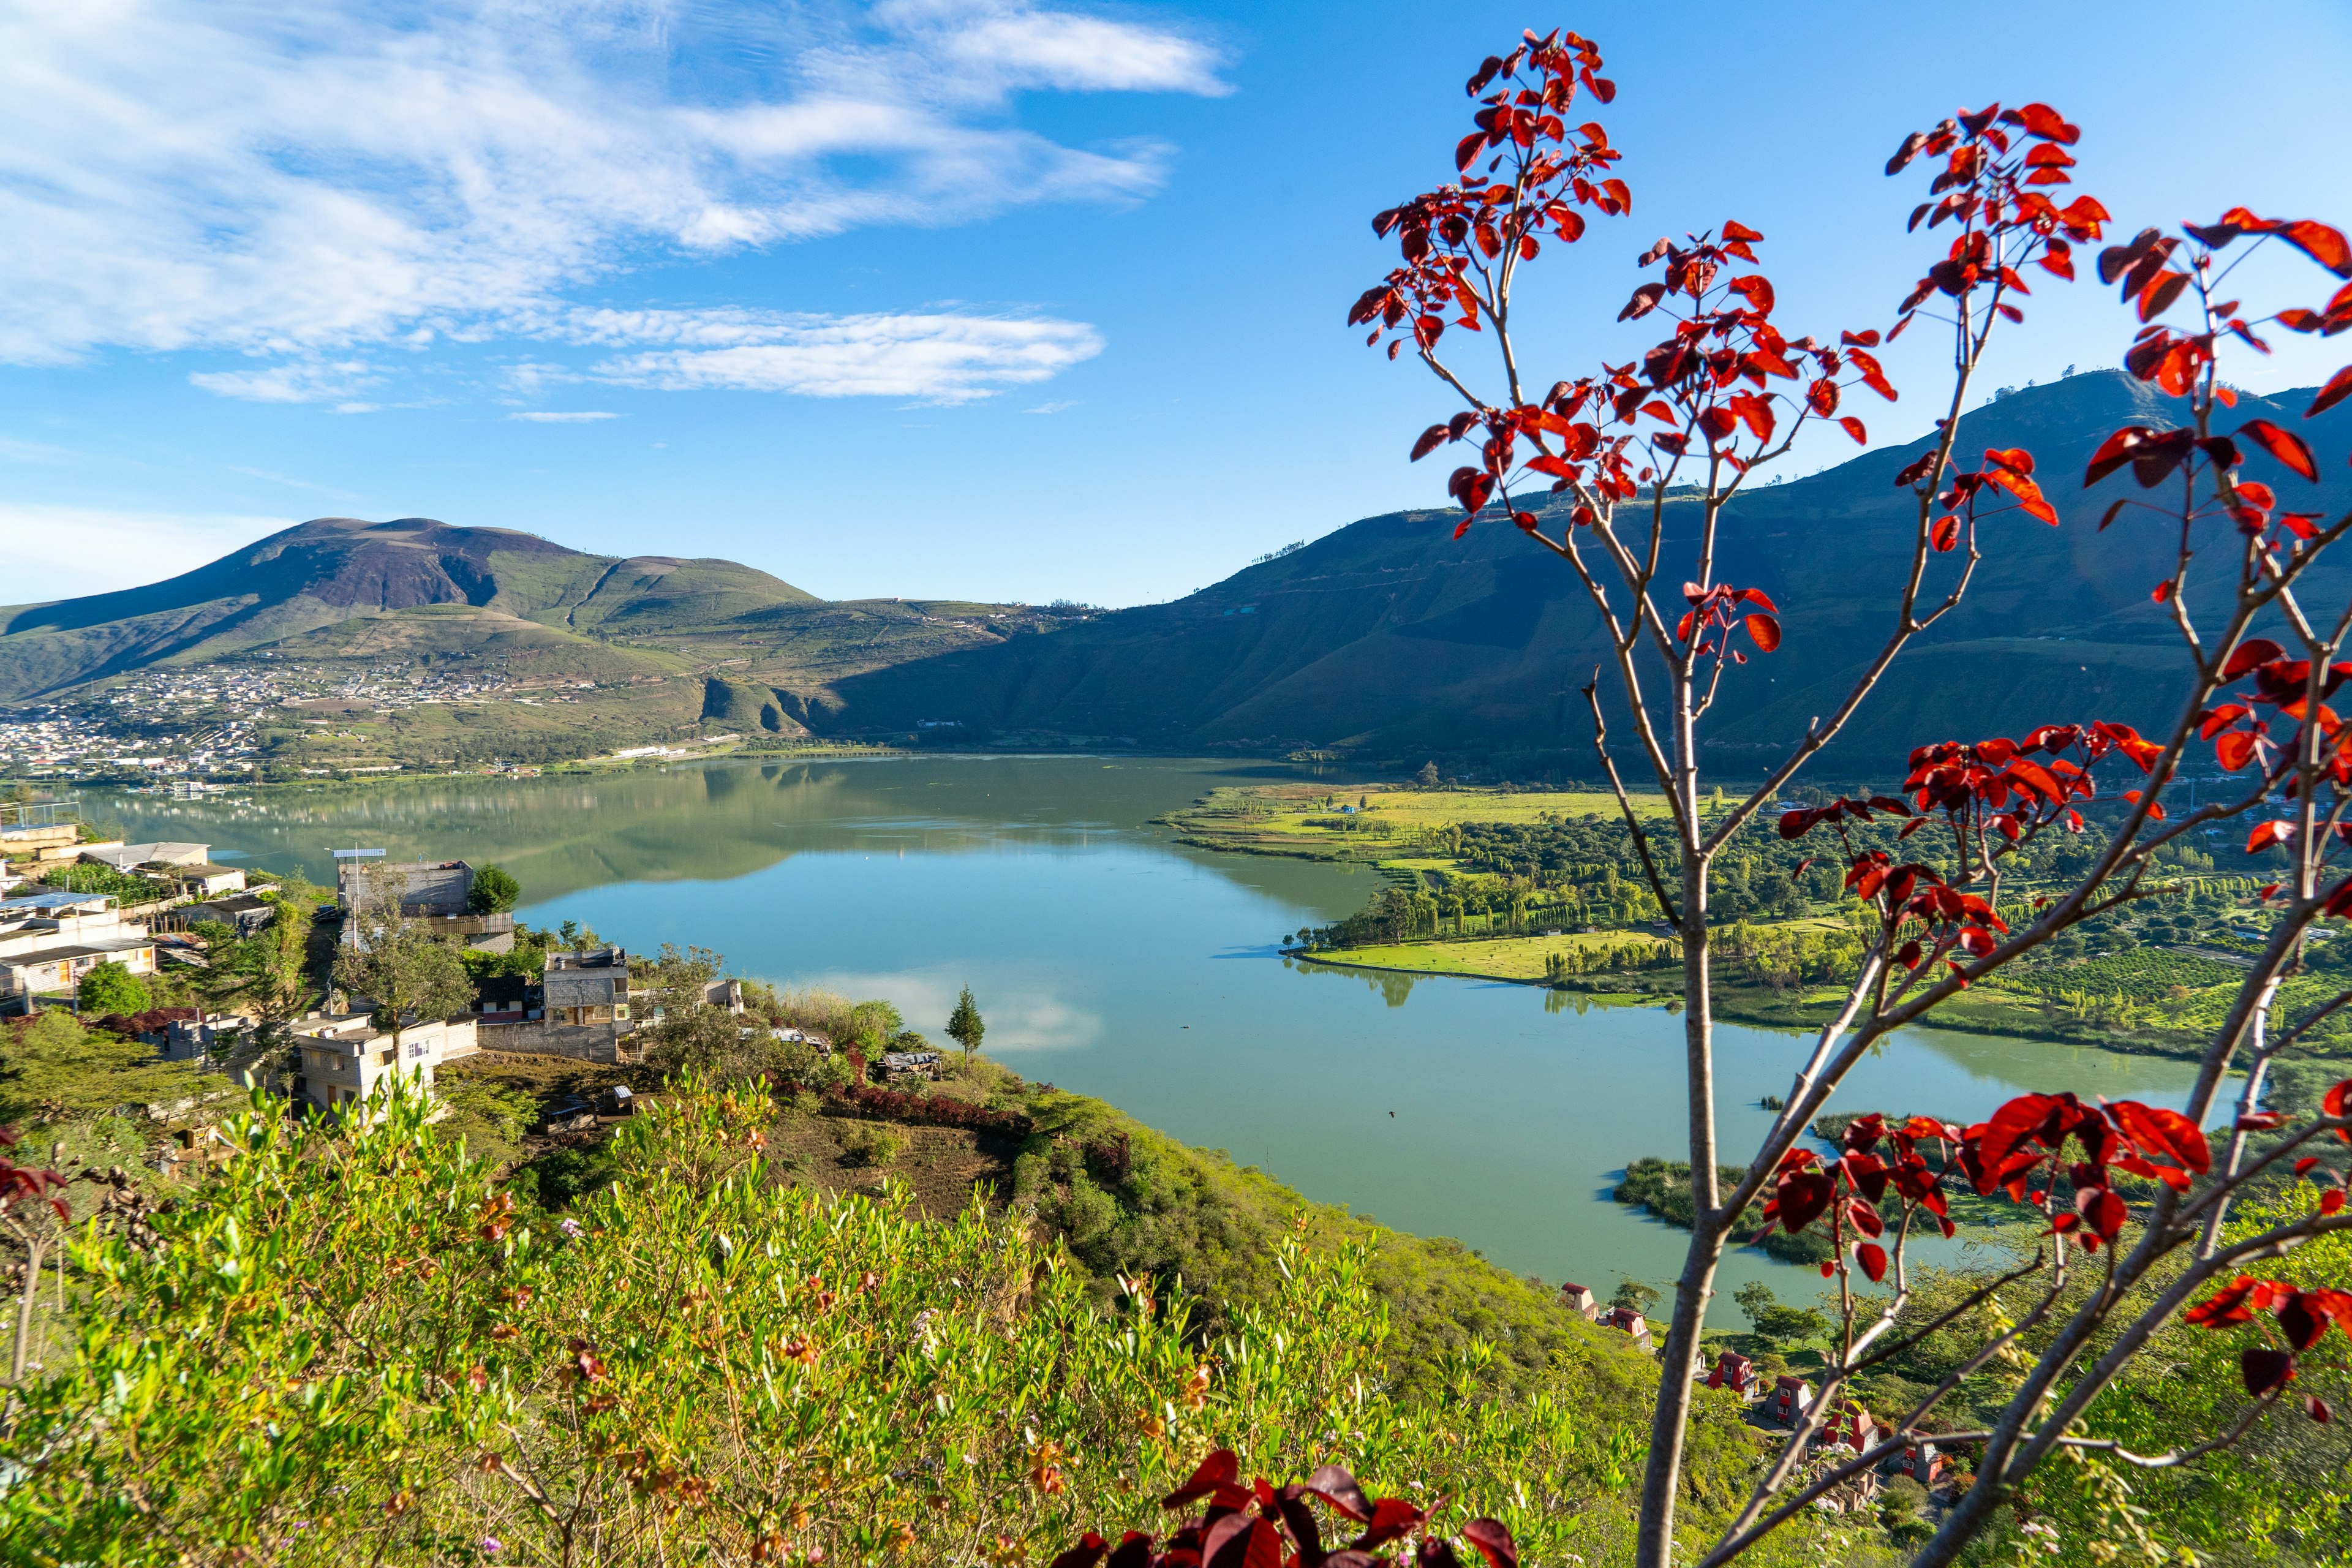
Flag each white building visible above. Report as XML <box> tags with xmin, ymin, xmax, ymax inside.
<box><xmin>290</xmin><ymin>1011</ymin><xmax>480</xmax><ymax>1115</ymax></box>
<box><xmin>0</xmin><ymin>891</ymin><xmax>157</xmax><ymax>1004</ymax></box>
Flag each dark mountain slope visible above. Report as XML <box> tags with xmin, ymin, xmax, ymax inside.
<box><xmin>810</xmin><ymin>372</ymin><xmax>2352</xmax><ymax>770</ymax></box>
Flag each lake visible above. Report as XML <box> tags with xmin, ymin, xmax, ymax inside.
<box><xmin>102</xmin><ymin>755</ymin><xmax>2207</xmax><ymax>1316</ymax></box>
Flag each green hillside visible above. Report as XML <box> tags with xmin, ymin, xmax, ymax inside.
<box><xmin>809</xmin><ymin>372</ymin><xmax>2352</xmax><ymax>771</ymax></box>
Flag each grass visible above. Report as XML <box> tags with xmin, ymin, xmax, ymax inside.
<box><xmin>1319</xmin><ymin>929</ymin><xmax>1671</xmax><ymax>981</ymax></box>
<box><xmin>1163</xmin><ymin>783</ymin><xmax>1674</xmax><ymax>869</ymax></box>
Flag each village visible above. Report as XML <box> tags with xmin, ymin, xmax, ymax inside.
<box><xmin>0</xmin><ymin>656</ymin><xmax>596</xmax><ymax>780</ymax></box>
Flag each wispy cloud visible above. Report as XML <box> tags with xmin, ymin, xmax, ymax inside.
<box><xmin>228</xmin><ymin>465</ymin><xmax>359</xmax><ymax>499</ymax></box>
<box><xmin>0</xmin><ymin>1</ymin><xmax>1222</xmax><ymax>399</ymax></box>
<box><xmin>0</xmin><ymin>503</ymin><xmax>292</xmax><ymax>603</ymax></box>
<box><xmin>557</xmin><ymin>309</ymin><xmax>1102</xmax><ymax>402</ymax></box>
<box><xmin>506</xmin><ymin>410</ymin><xmax>619</xmax><ymax>423</ymax></box>
<box><xmin>187</xmin><ymin>358</ymin><xmax>379</xmax><ymax>404</ymax></box>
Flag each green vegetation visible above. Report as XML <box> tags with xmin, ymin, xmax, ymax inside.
<box><xmin>34</xmin><ymin>860</ymin><xmax>172</xmax><ymax>903</ymax></box>
<box><xmin>946</xmin><ymin>984</ymin><xmax>985</xmax><ymax>1058</ymax></box>
<box><xmin>331</xmin><ymin>881</ymin><xmax>477</xmax><ymax>1047</ymax></box>
<box><xmin>194</xmin><ymin>886</ymin><xmax>320</xmax><ymax>1044</ymax></box>
<box><xmin>1</xmin><ymin>1076</ymin><xmax>1790</xmax><ymax>1567</ymax></box>
<box><xmin>0</xmin><ymin>1009</ymin><xmax>218</xmax><ymax>1125</ymax></box>
<box><xmin>466</xmin><ymin>862</ymin><xmax>521</xmax><ymax>913</ymax></box>
<box><xmin>75</xmin><ymin>960</ymin><xmax>149</xmax><ymax>1016</ymax></box>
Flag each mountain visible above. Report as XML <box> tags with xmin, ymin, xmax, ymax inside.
<box><xmin>799</xmin><ymin>372</ymin><xmax>2352</xmax><ymax>772</ymax></box>
<box><xmin>0</xmin><ymin>516</ymin><xmax>828</xmax><ymax>701</ymax></box>
<box><xmin>9</xmin><ymin>372</ymin><xmax>2346</xmax><ymax>774</ymax></box>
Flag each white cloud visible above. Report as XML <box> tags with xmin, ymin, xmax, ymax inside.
<box><xmin>575</xmin><ymin>310</ymin><xmax>1102</xmax><ymax>401</ymax></box>
<box><xmin>0</xmin><ymin>502</ymin><xmax>292</xmax><ymax>603</ymax></box>
<box><xmin>0</xmin><ymin>1</ymin><xmax>1223</xmax><ymax>380</ymax></box>
<box><xmin>506</xmin><ymin>410</ymin><xmax>619</xmax><ymax>423</ymax></box>
<box><xmin>187</xmin><ymin>358</ymin><xmax>379</xmax><ymax>403</ymax></box>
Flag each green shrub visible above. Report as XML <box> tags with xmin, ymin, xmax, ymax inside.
<box><xmin>0</xmin><ymin>1076</ymin><xmax>1746</xmax><ymax>1566</ymax></box>
<box><xmin>837</xmin><ymin>1121</ymin><xmax>904</xmax><ymax>1167</ymax></box>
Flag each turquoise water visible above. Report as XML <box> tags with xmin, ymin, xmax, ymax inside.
<box><xmin>105</xmin><ymin>755</ymin><xmax>2205</xmax><ymax>1314</ymax></box>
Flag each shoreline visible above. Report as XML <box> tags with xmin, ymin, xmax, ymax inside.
<box><xmin>1286</xmin><ymin>948</ymin><xmax>2226</xmax><ymax>1060</ymax></box>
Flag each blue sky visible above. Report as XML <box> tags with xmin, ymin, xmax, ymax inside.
<box><xmin>4</xmin><ymin>0</ymin><xmax>2350</xmax><ymax>608</ymax></box>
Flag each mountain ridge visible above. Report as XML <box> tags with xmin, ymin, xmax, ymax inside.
<box><xmin>7</xmin><ymin>372</ymin><xmax>2348</xmax><ymax>772</ymax></box>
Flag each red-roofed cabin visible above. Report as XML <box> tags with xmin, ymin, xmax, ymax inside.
<box><xmin>1891</xmin><ymin>1439</ymin><xmax>1947</xmax><ymax>1486</ymax></box>
<box><xmin>1820</xmin><ymin>1403</ymin><xmax>1880</xmax><ymax>1455</ymax></box>
<box><xmin>1559</xmin><ymin>1282</ymin><xmax>1598</xmax><ymax>1320</ymax></box>
<box><xmin>1765</xmin><ymin>1374</ymin><xmax>1814</xmax><ymax>1427</ymax></box>
<box><xmin>1604</xmin><ymin>1306</ymin><xmax>1653</xmax><ymax>1350</ymax></box>
<box><xmin>1705</xmin><ymin>1351</ymin><xmax>1759</xmax><ymax>1399</ymax></box>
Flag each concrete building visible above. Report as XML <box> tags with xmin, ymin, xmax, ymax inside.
<box><xmin>178</xmin><ymin>891</ymin><xmax>277</xmax><ymax>935</ymax></box>
<box><xmin>81</xmin><ymin>842</ymin><xmax>214</xmax><ymax>873</ymax></box>
<box><xmin>167</xmin><ymin>862</ymin><xmax>249</xmax><ymax>899</ymax></box>
<box><xmin>0</xmin><ymin>891</ymin><xmax>157</xmax><ymax>1006</ymax></box>
<box><xmin>545</xmin><ymin>947</ymin><xmax>633</xmax><ymax>1027</ymax></box>
<box><xmin>290</xmin><ymin>1011</ymin><xmax>480</xmax><ymax>1115</ymax></box>
<box><xmin>337</xmin><ymin>856</ymin><xmax>474</xmax><ymax>917</ymax></box>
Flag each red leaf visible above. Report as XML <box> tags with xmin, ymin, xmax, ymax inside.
<box><xmin>1744</xmin><ymin>612</ymin><xmax>1782</xmax><ymax>652</ymax></box>
<box><xmin>2223</xmin><ymin>638</ymin><xmax>2286</xmax><ymax>678</ymax></box>
<box><xmin>1302</xmin><ymin>1465</ymin><xmax>1373</xmax><ymax>1522</ymax></box>
<box><xmin>1162</xmin><ymin>1450</ymin><xmax>1241</xmax><ymax>1507</ymax></box>
<box><xmin>2309</xmin><ymin>365</ymin><xmax>2352</xmax><ymax>419</ymax></box>
<box><xmin>2108</xmin><ymin>1100</ymin><xmax>2212</xmax><ymax>1174</ymax></box>
<box><xmin>2239</xmin><ymin>419</ymin><xmax>2320</xmax><ymax>481</ymax></box>
<box><xmin>2013</xmin><ymin>103</ymin><xmax>2080</xmax><ymax>144</ymax></box>
<box><xmin>1723</xmin><ymin>221</ymin><xmax>1764</xmax><ymax>242</ymax></box>
<box><xmin>2247</xmin><ymin>821</ymin><xmax>2296</xmax><ymax>854</ymax></box>
<box><xmin>2187</xmin><ymin>1277</ymin><xmax>2263</xmax><ymax>1329</ymax></box>
<box><xmin>1460</xmin><ymin>1519</ymin><xmax>1520</xmax><ymax>1568</ymax></box>
<box><xmin>1410</xmin><ymin>425</ymin><xmax>1450</xmax><ymax>462</ymax></box>
<box><xmin>2278</xmin><ymin>220</ymin><xmax>2352</xmax><ymax>279</ymax></box>
<box><xmin>1855</xmin><ymin>1242</ymin><xmax>1888</xmax><ymax>1283</ymax></box>
<box><xmin>2310</xmin><ymin>1396</ymin><xmax>2334</xmax><ymax>1424</ymax></box>
<box><xmin>2243</xmin><ymin>1347</ymin><xmax>2299</xmax><ymax>1396</ymax></box>
<box><xmin>1839</xmin><ymin>416</ymin><xmax>1868</xmax><ymax>444</ymax></box>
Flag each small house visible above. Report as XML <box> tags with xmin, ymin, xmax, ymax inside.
<box><xmin>80</xmin><ymin>842</ymin><xmax>214</xmax><ymax>873</ymax></box>
<box><xmin>1764</xmin><ymin>1374</ymin><xmax>1814</xmax><ymax>1427</ymax></box>
<box><xmin>1559</xmin><ymin>1282</ymin><xmax>1599</xmax><ymax>1321</ymax></box>
<box><xmin>882</xmin><ymin>1050</ymin><xmax>944</xmax><ymax>1080</ymax></box>
<box><xmin>1888</xmin><ymin>1439</ymin><xmax>1947</xmax><ymax>1487</ymax></box>
<box><xmin>1604</xmin><ymin>1306</ymin><xmax>1653</xmax><ymax>1350</ymax></box>
<box><xmin>168</xmin><ymin>863</ymin><xmax>249</xmax><ymax>899</ymax></box>
<box><xmin>1705</xmin><ymin>1351</ymin><xmax>1760</xmax><ymax>1400</ymax></box>
<box><xmin>1820</xmin><ymin>1402</ymin><xmax>1880</xmax><ymax>1455</ymax></box>
<box><xmin>179</xmin><ymin>891</ymin><xmax>277</xmax><ymax>935</ymax></box>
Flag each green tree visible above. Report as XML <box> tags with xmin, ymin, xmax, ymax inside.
<box><xmin>0</xmin><ymin>1010</ymin><xmax>213</xmax><ymax>1126</ymax></box>
<box><xmin>195</xmin><ymin>889</ymin><xmax>318</xmax><ymax>1050</ymax></box>
<box><xmin>466</xmin><ymin>864</ymin><xmax>521</xmax><ymax>914</ymax></box>
<box><xmin>638</xmin><ymin>944</ymin><xmax>767</xmax><ymax>1077</ymax></box>
<box><xmin>331</xmin><ymin>879</ymin><xmax>475</xmax><ymax>1063</ymax></box>
<box><xmin>76</xmin><ymin>962</ymin><xmax>149</xmax><ymax>1017</ymax></box>
<box><xmin>1414</xmin><ymin>761</ymin><xmax>1441</xmax><ymax>788</ymax></box>
<box><xmin>1611</xmin><ymin>1278</ymin><xmax>1660</xmax><ymax>1315</ymax></box>
<box><xmin>945</xmin><ymin>986</ymin><xmax>986</xmax><ymax>1060</ymax></box>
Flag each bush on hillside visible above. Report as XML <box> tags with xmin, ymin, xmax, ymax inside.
<box><xmin>0</xmin><ymin>1075</ymin><xmax>1757</xmax><ymax>1566</ymax></box>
